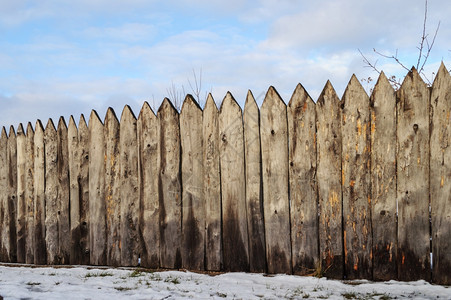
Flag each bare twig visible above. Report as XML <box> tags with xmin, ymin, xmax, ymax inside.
<box><xmin>359</xmin><ymin>0</ymin><xmax>440</xmax><ymax>89</ymax></box>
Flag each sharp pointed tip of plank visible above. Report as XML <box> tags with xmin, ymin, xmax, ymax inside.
<box><xmin>35</xmin><ymin>120</ymin><xmax>44</xmax><ymax>132</ymax></box>
<box><xmin>244</xmin><ymin>90</ymin><xmax>257</xmax><ymax>108</ymax></box>
<box><xmin>45</xmin><ymin>119</ymin><xmax>56</xmax><ymax>132</ymax></box>
<box><xmin>434</xmin><ymin>62</ymin><xmax>451</xmax><ymax>83</ymax></box>
<box><xmin>1</xmin><ymin>127</ymin><xmax>7</xmax><ymax>138</ymax></box>
<box><xmin>105</xmin><ymin>107</ymin><xmax>119</xmax><ymax>123</ymax></box>
<box><xmin>204</xmin><ymin>94</ymin><xmax>218</xmax><ymax>112</ymax></box>
<box><xmin>69</xmin><ymin>115</ymin><xmax>76</xmax><ymax>126</ymax></box>
<box><xmin>343</xmin><ymin>74</ymin><xmax>367</xmax><ymax>99</ymax></box>
<box><xmin>79</xmin><ymin>114</ymin><xmax>88</xmax><ymax>129</ymax></box>
<box><xmin>89</xmin><ymin>110</ymin><xmax>103</xmax><ymax>126</ymax></box>
<box><xmin>17</xmin><ymin>123</ymin><xmax>25</xmax><ymax>135</ymax></box>
<box><xmin>121</xmin><ymin>104</ymin><xmax>137</xmax><ymax>121</ymax></box>
<box><xmin>158</xmin><ymin>97</ymin><xmax>178</xmax><ymax>113</ymax></box>
<box><xmin>181</xmin><ymin>94</ymin><xmax>202</xmax><ymax>112</ymax></box>
<box><xmin>58</xmin><ymin>116</ymin><xmax>67</xmax><ymax>129</ymax></box>
<box><xmin>138</xmin><ymin>101</ymin><xmax>156</xmax><ymax>118</ymax></box>
<box><xmin>262</xmin><ymin>86</ymin><xmax>284</xmax><ymax>108</ymax></box>
<box><xmin>317</xmin><ymin>80</ymin><xmax>338</xmax><ymax>105</ymax></box>
<box><xmin>400</xmin><ymin>66</ymin><xmax>426</xmax><ymax>89</ymax></box>
<box><xmin>220</xmin><ymin>91</ymin><xmax>239</xmax><ymax>112</ymax></box>
<box><xmin>289</xmin><ymin>83</ymin><xmax>313</xmax><ymax>107</ymax></box>
<box><xmin>26</xmin><ymin>122</ymin><xmax>34</xmax><ymax>134</ymax></box>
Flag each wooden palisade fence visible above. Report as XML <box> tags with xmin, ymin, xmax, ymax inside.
<box><xmin>0</xmin><ymin>65</ymin><xmax>450</xmax><ymax>284</ymax></box>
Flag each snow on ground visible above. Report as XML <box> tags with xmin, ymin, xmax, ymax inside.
<box><xmin>0</xmin><ymin>265</ymin><xmax>450</xmax><ymax>299</ymax></box>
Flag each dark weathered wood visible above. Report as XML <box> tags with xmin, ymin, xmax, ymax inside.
<box><xmin>180</xmin><ymin>95</ymin><xmax>205</xmax><ymax>270</ymax></box>
<box><xmin>57</xmin><ymin>117</ymin><xmax>70</xmax><ymax>264</ymax></box>
<box><xmin>33</xmin><ymin>121</ymin><xmax>46</xmax><ymax>265</ymax></box>
<box><xmin>396</xmin><ymin>68</ymin><xmax>430</xmax><ymax>281</ymax></box>
<box><xmin>120</xmin><ymin>105</ymin><xmax>140</xmax><ymax>266</ymax></box>
<box><xmin>287</xmin><ymin>83</ymin><xmax>318</xmax><ymax>275</ymax></box>
<box><xmin>430</xmin><ymin>63</ymin><xmax>451</xmax><ymax>285</ymax></box>
<box><xmin>370</xmin><ymin>72</ymin><xmax>397</xmax><ymax>281</ymax></box>
<box><xmin>202</xmin><ymin>94</ymin><xmax>222</xmax><ymax>271</ymax></box>
<box><xmin>0</xmin><ymin>127</ymin><xmax>9</xmax><ymax>262</ymax></box>
<box><xmin>260</xmin><ymin>87</ymin><xmax>292</xmax><ymax>274</ymax></box>
<box><xmin>243</xmin><ymin>90</ymin><xmax>266</xmax><ymax>273</ymax></box>
<box><xmin>88</xmin><ymin>110</ymin><xmax>106</xmax><ymax>265</ymax></box>
<box><xmin>341</xmin><ymin>75</ymin><xmax>372</xmax><ymax>279</ymax></box>
<box><xmin>78</xmin><ymin>115</ymin><xmax>90</xmax><ymax>265</ymax></box>
<box><xmin>316</xmin><ymin>81</ymin><xmax>343</xmax><ymax>279</ymax></box>
<box><xmin>104</xmin><ymin>108</ymin><xmax>121</xmax><ymax>266</ymax></box>
<box><xmin>44</xmin><ymin>119</ymin><xmax>59</xmax><ymax>264</ymax></box>
<box><xmin>68</xmin><ymin>116</ymin><xmax>81</xmax><ymax>265</ymax></box>
<box><xmin>158</xmin><ymin>98</ymin><xmax>182</xmax><ymax>269</ymax></box>
<box><xmin>25</xmin><ymin>123</ymin><xmax>35</xmax><ymax>264</ymax></box>
<box><xmin>7</xmin><ymin>126</ymin><xmax>17</xmax><ymax>263</ymax></box>
<box><xmin>16</xmin><ymin>124</ymin><xmax>26</xmax><ymax>263</ymax></box>
<box><xmin>137</xmin><ymin>102</ymin><xmax>160</xmax><ymax>268</ymax></box>
<box><xmin>219</xmin><ymin>92</ymin><xmax>249</xmax><ymax>272</ymax></box>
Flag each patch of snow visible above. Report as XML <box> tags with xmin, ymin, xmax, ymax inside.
<box><xmin>0</xmin><ymin>265</ymin><xmax>449</xmax><ymax>299</ymax></box>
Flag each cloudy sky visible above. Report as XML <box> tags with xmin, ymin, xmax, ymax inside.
<box><xmin>1</xmin><ymin>0</ymin><xmax>450</xmax><ymax>130</ymax></box>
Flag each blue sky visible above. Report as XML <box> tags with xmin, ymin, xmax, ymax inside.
<box><xmin>1</xmin><ymin>0</ymin><xmax>450</xmax><ymax>130</ymax></box>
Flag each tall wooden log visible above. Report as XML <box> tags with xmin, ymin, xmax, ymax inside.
<box><xmin>7</xmin><ymin>126</ymin><xmax>17</xmax><ymax>263</ymax></box>
<box><xmin>137</xmin><ymin>102</ymin><xmax>160</xmax><ymax>268</ymax></box>
<box><xmin>57</xmin><ymin>117</ymin><xmax>70</xmax><ymax>264</ymax></box>
<box><xmin>158</xmin><ymin>98</ymin><xmax>182</xmax><ymax>269</ymax></box>
<box><xmin>78</xmin><ymin>115</ymin><xmax>90</xmax><ymax>265</ymax></box>
<box><xmin>202</xmin><ymin>94</ymin><xmax>222</xmax><ymax>271</ymax></box>
<box><xmin>25</xmin><ymin>123</ymin><xmax>35</xmax><ymax>264</ymax></box>
<box><xmin>370</xmin><ymin>72</ymin><xmax>397</xmax><ymax>280</ymax></box>
<box><xmin>68</xmin><ymin>116</ymin><xmax>81</xmax><ymax>264</ymax></box>
<box><xmin>243</xmin><ymin>91</ymin><xmax>266</xmax><ymax>273</ymax></box>
<box><xmin>104</xmin><ymin>108</ymin><xmax>121</xmax><ymax>266</ymax></box>
<box><xmin>16</xmin><ymin>124</ymin><xmax>26</xmax><ymax>263</ymax></box>
<box><xmin>260</xmin><ymin>87</ymin><xmax>291</xmax><ymax>274</ymax></box>
<box><xmin>120</xmin><ymin>105</ymin><xmax>140</xmax><ymax>266</ymax></box>
<box><xmin>180</xmin><ymin>95</ymin><xmax>205</xmax><ymax>270</ymax></box>
<box><xmin>34</xmin><ymin>121</ymin><xmax>46</xmax><ymax>265</ymax></box>
<box><xmin>396</xmin><ymin>68</ymin><xmax>430</xmax><ymax>281</ymax></box>
<box><xmin>287</xmin><ymin>84</ymin><xmax>319</xmax><ymax>275</ymax></box>
<box><xmin>341</xmin><ymin>75</ymin><xmax>372</xmax><ymax>279</ymax></box>
<box><xmin>316</xmin><ymin>81</ymin><xmax>343</xmax><ymax>279</ymax></box>
<box><xmin>219</xmin><ymin>92</ymin><xmax>249</xmax><ymax>272</ymax></box>
<box><xmin>430</xmin><ymin>63</ymin><xmax>451</xmax><ymax>285</ymax></box>
<box><xmin>88</xmin><ymin>110</ymin><xmax>106</xmax><ymax>265</ymax></box>
<box><xmin>0</xmin><ymin>127</ymin><xmax>9</xmax><ymax>262</ymax></box>
<box><xmin>44</xmin><ymin>119</ymin><xmax>59</xmax><ymax>264</ymax></box>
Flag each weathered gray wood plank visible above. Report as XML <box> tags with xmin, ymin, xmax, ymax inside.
<box><xmin>0</xmin><ymin>127</ymin><xmax>9</xmax><ymax>262</ymax></box>
<box><xmin>33</xmin><ymin>121</ymin><xmax>46</xmax><ymax>265</ymax></box>
<box><xmin>202</xmin><ymin>94</ymin><xmax>222</xmax><ymax>271</ymax></box>
<box><xmin>45</xmin><ymin>119</ymin><xmax>59</xmax><ymax>264</ymax></box>
<box><xmin>158</xmin><ymin>98</ymin><xmax>182</xmax><ymax>269</ymax></box>
<box><xmin>180</xmin><ymin>95</ymin><xmax>205</xmax><ymax>270</ymax></box>
<box><xmin>7</xmin><ymin>126</ymin><xmax>17</xmax><ymax>263</ymax></box>
<box><xmin>120</xmin><ymin>105</ymin><xmax>140</xmax><ymax>266</ymax></box>
<box><xmin>287</xmin><ymin>83</ymin><xmax>318</xmax><ymax>275</ymax></box>
<box><xmin>396</xmin><ymin>68</ymin><xmax>430</xmax><ymax>281</ymax></box>
<box><xmin>16</xmin><ymin>124</ymin><xmax>26</xmax><ymax>263</ymax></box>
<box><xmin>341</xmin><ymin>75</ymin><xmax>372</xmax><ymax>279</ymax></box>
<box><xmin>243</xmin><ymin>90</ymin><xmax>266</xmax><ymax>273</ymax></box>
<box><xmin>219</xmin><ymin>92</ymin><xmax>249</xmax><ymax>272</ymax></box>
<box><xmin>104</xmin><ymin>108</ymin><xmax>121</xmax><ymax>266</ymax></box>
<box><xmin>68</xmin><ymin>116</ymin><xmax>81</xmax><ymax>265</ymax></box>
<box><xmin>316</xmin><ymin>81</ymin><xmax>343</xmax><ymax>279</ymax></box>
<box><xmin>57</xmin><ymin>117</ymin><xmax>70</xmax><ymax>264</ymax></box>
<box><xmin>137</xmin><ymin>102</ymin><xmax>160</xmax><ymax>268</ymax></box>
<box><xmin>430</xmin><ymin>63</ymin><xmax>451</xmax><ymax>285</ymax></box>
<box><xmin>260</xmin><ymin>86</ymin><xmax>292</xmax><ymax>274</ymax></box>
<box><xmin>89</xmin><ymin>110</ymin><xmax>106</xmax><ymax>265</ymax></box>
<box><xmin>78</xmin><ymin>115</ymin><xmax>90</xmax><ymax>265</ymax></box>
<box><xmin>25</xmin><ymin>123</ymin><xmax>35</xmax><ymax>264</ymax></box>
<box><xmin>370</xmin><ymin>72</ymin><xmax>397</xmax><ymax>281</ymax></box>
